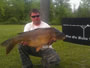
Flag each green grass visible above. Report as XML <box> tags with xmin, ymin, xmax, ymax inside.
<box><xmin>0</xmin><ymin>25</ymin><xmax>90</xmax><ymax>68</ymax></box>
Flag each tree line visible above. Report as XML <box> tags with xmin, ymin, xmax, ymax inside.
<box><xmin>0</xmin><ymin>0</ymin><xmax>90</xmax><ymax>25</ymax></box>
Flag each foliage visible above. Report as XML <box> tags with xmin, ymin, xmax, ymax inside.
<box><xmin>31</xmin><ymin>0</ymin><xmax>40</xmax><ymax>9</ymax></box>
<box><xmin>73</xmin><ymin>0</ymin><xmax>90</xmax><ymax>17</ymax></box>
<box><xmin>0</xmin><ymin>0</ymin><xmax>90</xmax><ymax>25</ymax></box>
<box><xmin>50</xmin><ymin>0</ymin><xmax>72</xmax><ymax>25</ymax></box>
<box><xmin>0</xmin><ymin>0</ymin><xmax>32</xmax><ymax>24</ymax></box>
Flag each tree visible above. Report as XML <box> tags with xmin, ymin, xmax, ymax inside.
<box><xmin>75</xmin><ymin>0</ymin><xmax>90</xmax><ymax>17</ymax></box>
<box><xmin>40</xmin><ymin>0</ymin><xmax>50</xmax><ymax>23</ymax></box>
<box><xmin>0</xmin><ymin>0</ymin><xmax>7</xmax><ymax>22</ymax></box>
<box><xmin>31</xmin><ymin>0</ymin><xmax>40</xmax><ymax>9</ymax></box>
<box><xmin>50</xmin><ymin>0</ymin><xmax>72</xmax><ymax>25</ymax></box>
<box><xmin>0</xmin><ymin>0</ymin><xmax>32</xmax><ymax>24</ymax></box>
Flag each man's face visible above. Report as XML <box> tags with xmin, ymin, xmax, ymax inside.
<box><xmin>30</xmin><ymin>12</ymin><xmax>41</xmax><ymax>25</ymax></box>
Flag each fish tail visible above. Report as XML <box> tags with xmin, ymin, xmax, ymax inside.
<box><xmin>6</xmin><ymin>41</ymin><xmax>16</xmax><ymax>54</ymax></box>
<box><xmin>1</xmin><ymin>38</ymin><xmax>12</xmax><ymax>46</ymax></box>
<box><xmin>1</xmin><ymin>38</ymin><xmax>17</xmax><ymax>54</ymax></box>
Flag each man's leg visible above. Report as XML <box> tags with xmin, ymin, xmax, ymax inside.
<box><xmin>18</xmin><ymin>45</ymin><xmax>42</xmax><ymax>68</ymax></box>
<box><xmin>41</xmin><ymin>48</ymin><xmax>60</xmax><ymax>68</ymax></box>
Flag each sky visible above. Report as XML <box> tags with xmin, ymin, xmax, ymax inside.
<box><xmin>69</xmin><ymin>0</ymin><xmax>81</xmax><ymax>10</ymax></box>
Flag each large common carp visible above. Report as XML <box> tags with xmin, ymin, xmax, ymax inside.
<box><xmin>1</xmin><ymin>27</ymin><xmax>65</xmax><ymax>54</ymax></box>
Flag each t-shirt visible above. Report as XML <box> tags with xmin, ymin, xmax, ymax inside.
<box><xmin>24</xmin><ymin>21</ymin><xmax>53</xmax><ymax>49</ymax></box>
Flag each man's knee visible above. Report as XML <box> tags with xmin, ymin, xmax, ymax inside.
<box><xmin>44</xmin><ymin>48</ymin><xmax>60</xmax><ymax>64</ymax></box>
<box><xmin>42</xmin><ymin>55</ymin><xmax>60</xmax><ymax>68</ymax></box>
<box><xmin>41</xmin><ymin>48</ymin><xmax>60</xmax><ymax>68</ymax></box>
<box><xmin>48</xmin><ymin>53</ymin><xmax>60</xmax><ymax>64</ymax></box>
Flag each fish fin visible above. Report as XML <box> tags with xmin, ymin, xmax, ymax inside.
<box><xmin>36</xmin><ymin>46</ymin><xmax>42</xmax><ymax>52</ymax></box>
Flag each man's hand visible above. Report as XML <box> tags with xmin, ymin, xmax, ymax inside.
<box><xmin>21</xmin><ymin>41</ymin><xmax>28</xmax><ymax>46</ymax></box>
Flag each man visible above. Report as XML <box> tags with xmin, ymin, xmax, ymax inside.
<box><xmin>18</xmin><ymin>9</ymin><xmax>60</xmax><ymax>68</ymax></box>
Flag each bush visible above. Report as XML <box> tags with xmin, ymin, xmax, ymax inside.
<box><xmin>7</xmin><ymin>17</ymin><xmax>18</xmax><ymax>24</ymax></box>
<box><xmin>50</xmin><ymin>19</ymin><xmax>61</xmax><ymax>25</ymax></box>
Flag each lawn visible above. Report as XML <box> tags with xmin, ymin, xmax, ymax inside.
<box><xmin>0</xmin><ymin>25</ymin><xmax>90</xmax><ymax>68</ymax></box>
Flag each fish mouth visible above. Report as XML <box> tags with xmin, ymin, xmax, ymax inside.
<box><xmin>57</xmin><ymin>34</ymin><xmax>66</xmax><ymax>40</ymax></box>
<box><xmin>61</xmin><ymin>33</ymin><xmax>66</xmax><ymax>40</ymax></box>
<box><xmin>62</xmin><ymin>36</ymin><xmax>66</xmax><ymax>40</ymax></box>
<box><xmin>62</xmin><ymin>34</ymin><xmax>66</xmax><ymax>40</ymax></box>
